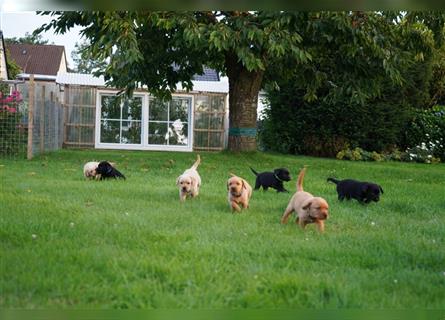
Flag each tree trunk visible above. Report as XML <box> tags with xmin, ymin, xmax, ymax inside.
<box><xmin>226</xmin><ymin>53</ymin><xmax>264</xmax><ymax>152</ymax></box>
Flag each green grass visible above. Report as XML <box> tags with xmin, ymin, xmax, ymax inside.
<box><xmin>0</xmin><ymin>149</ymin><xmax>444</xmax><ymax>308</ymax></box>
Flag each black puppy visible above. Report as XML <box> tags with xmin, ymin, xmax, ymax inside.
<box><xmin>327</xmin><ymin>178</ymin><xmax>383</xmax><ymax>204</ymax></box>
<box><xmin>250</xmin><ymin>167</ymin><xmax>291</xmax><ymax>192</ymax></box>
<box><xmin>96</xmin><ymin>161</ymin><xmax>126</xmax><ymax>180</ymax></box>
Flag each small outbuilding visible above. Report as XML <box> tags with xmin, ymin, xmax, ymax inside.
<box><xmin>56</xmin><ymin>69</ymin><xmax>229</xmax><ymax>152</ymax></box>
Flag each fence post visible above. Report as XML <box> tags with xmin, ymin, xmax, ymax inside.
<box><xmin>27</xmin><ymin>75</ymin><xmax>35</xmax><ymax>160</ymax></box>
<box><xmin>63</xmin><ymin>86</ymin><xmax>69</xmax><ymax>147</ymax></box>
<box><xmin>40</xmin><ymin>85</ymin><xmax>45</xmax><ymax>154</ymax></box>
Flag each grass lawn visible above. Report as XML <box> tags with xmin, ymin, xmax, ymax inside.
<box><xmin>0</xmin><ymin>149</ymin><xmax>444</xmax><ymax>308</ymax></box>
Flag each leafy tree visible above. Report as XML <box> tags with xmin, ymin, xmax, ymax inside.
<box><xmin>4</xmin><ymin>32</ymin><xmax>49</xmax><ymax>45</ymax></box>
<box><xmin>262</xmin><ymin>11</ymin><xmax>445</xmax><ymax>154</ymax></box>
<box><xmin>260</xmin><ymin>11</ymin><xmax>445</xmax><ymax>156</ymax></box>
<box><xmin>5</xmin><ymin>50</ymin><xmax>21</xmax><ymax>79</ymax></box>
<box><xmin>35</xmin><ymin>11</ymin><xmax>313</xmax><ymax>151</ymax></box>
<box><xmin>71</xmin><ymin>40</ymin><xmax>107</xmax><ymax>74</ymax></box>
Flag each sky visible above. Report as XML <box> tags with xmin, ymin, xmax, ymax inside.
<box><xmin>0</xmin><ymin>11</ymin><xmax>82</xmax><ymax>68</ymax></box>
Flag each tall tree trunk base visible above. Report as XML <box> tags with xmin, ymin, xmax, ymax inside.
<box><xmin>228</xmin><ymin>135</ymin><xmax>257</xmax><ymax>152</ymax></box>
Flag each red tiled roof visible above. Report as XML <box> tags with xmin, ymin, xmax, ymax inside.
<box><xmin>6</xmin><ymin>43</ymin><xmax>65</xmax><ymax>76</ymax></box>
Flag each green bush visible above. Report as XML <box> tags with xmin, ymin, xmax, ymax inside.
<box><xmin>0</xmin><ymin>90</ymin><xmax>26</xmax><ymax>157</ymax></box>
<box><xmin>335</xmin><ymin>146</ymin><xmax>441</xmax><ymax>164</ymax></box>
<box><xmin>402</xmin><ymin>105</ymin><xmax>445</xmax><ymax>161</ymax></box>
<box><xmin>259</xmin><ymin>84</ymin><xmax>412</xmax><ymax>157</ymax></box>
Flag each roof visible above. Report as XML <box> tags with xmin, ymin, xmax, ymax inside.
<box><xmin>56</xmin><ymin>72</ymin><xmax>105</xmax><ymax>86</ymax></box>
<box><xmin>56</xmin><ymin>72</ymin><xmax>229</xmax><ymax>93</ymax></box>
<box><xmin>6</xmin><ymin>43</ymin><xmax>66</xmax><ymax>76</ymax></box>
<box><xmin>192</xmin><ymin>66</ymin><xmax>220</xmax><ymax>82</ymax></box>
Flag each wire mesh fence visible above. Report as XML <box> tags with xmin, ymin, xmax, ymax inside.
<box><xmin>0</xmin><ymin>82</ymin><xmax>28</xmax><ymax>158</ymax></box>
<box><xmin>0</xmin><ymin>77</ymin><xmax>64</xmax><ymax>159</ymax></box>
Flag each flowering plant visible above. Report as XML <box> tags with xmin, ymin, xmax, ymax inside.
<box><xmin>0</xmin><ymin>89</ymin><xmax>26</xmax><ymax>156</ymax></box>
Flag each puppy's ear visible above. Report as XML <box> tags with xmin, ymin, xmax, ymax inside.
<box><xmin>227</xmin><ymin>180</ymin><xmax>230</xmax><ymax>191</ymax></box>
<box><xmin>242</xmin><ymin>180</ymin><xmax>247</xmax><ymax>190</ymax></box>
<box><xmin>379</xmin><ymin>185</ymin><xmax>384</xmax><ymax>194</ymax></box>
<box><xmin>302</xmin><ymin>199</ymin><xmax>312</xmax><ymax>211</ymax></box>
<box><xmin>176</xmin><ymin>176</ymin><xmax>181</xmax><ymax>186</ymax></box>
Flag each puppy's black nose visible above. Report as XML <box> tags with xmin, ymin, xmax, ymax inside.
<box><xmin>182</xmin><ymin>187</ymin><xmax>187</xmax><ymax>191</ymax></box>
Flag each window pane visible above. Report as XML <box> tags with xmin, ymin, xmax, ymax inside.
<box><xmin>193</xmin><ymin>131</ymin><xmax>208</xmax><ymax>148</ymax></box>
<box><xmin>80</xmin><ymin>127</ymin><xmax>94</xmax><ymax>144</ymax></box>
<box><xmin>101</xmin><ymin>95</ymin><xmax>120</xmax><ymax>119</ymax></box>
<box><xmin>194</xmin><ymin>113</ymin><xmax>209</xmax><ymax>129</ymax></box>
<box><xmin>122</xmin><ymin>97</ymin><xmax>142</xmax><ymax>121</ymax></box>
<box><xmin>210</xmin><ymin>115</ymin><xmax>224</xmax><ymax>130</ymax></box>
<box><xmin>195</xmin><ymin>95</ymin><xmax>210</xmax><ymax>112</ymax></box>
<box><xmin>168</xmin><ymin>121</ymin><xmax>188</xmax><ymax>145</ymax></box>
<box><xmin>82</xmin><ymin>107</ymin><xmax>95</xmax><ymax>125</ymax></box>
<box><xmin>211</xmin><ymin>95</ymin><xmax>225</xmax><ymax>112</ymax></box>
<box><xmin>209</xmin><ymin>132</ymin><xmax>223</xmax><ymax>148</ymax></box>
<box><xmin>170</xmin><ymin>98</ymin><xmax>189</xmax><ymax>122</ymax></box>
<box><xmin>100</xmin><ymin>120</ymin><xmax>120</xmax><ymax>143</ymax></box>
<box><xmin>149</xmin><ymin>98</ymin><xmax>168</xmax><ymax>121</ymax></box>
<box><xmin>148</xmin><ymin>122</ymin><xmax>168</xmax><ymax>145</ymax></box>
<box><xmin>121</xmin><ymin>121</ymin><xmax>141</xmax><ymax>144</ymax></box>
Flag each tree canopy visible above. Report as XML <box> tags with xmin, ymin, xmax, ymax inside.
<box><xmin>36</xmin><ymin>11</ymin><xmax>313</xmax><ymax>150</ymax></box>
<box><xmin>4</xmin><ymin>32</ymin><xmax>49</xmax><ymax>45</ymax></box>
<box><xmin>35</xmin><ymin>11</ymin><xmax>445</xmax><ymax>151</ymax></box>
<box><xmin>71</xmin><ymin>40</ymin><xmax>107</xmax><ymax>74</ymax></box>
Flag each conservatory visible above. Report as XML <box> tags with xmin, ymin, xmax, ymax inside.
<box><xmin>56</xmin><ymin>71</ymin><xmax>229</xmax><ymax>152</ymax></box>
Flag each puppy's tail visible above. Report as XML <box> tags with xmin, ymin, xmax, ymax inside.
<box><xmin>296</xmin><ymin>167</ymin><xmax>306</xmax><ymax>192</ymax></box>
<box><xmin>250</xmin><ymin>167</ymin><xmax>258</xmax><ymax>176</ymax></box>
<box><xmin>114</xmin><ymin>168</ymin><xmax>126</xmax><ymax>180</ymax></box>
<box><xmin>191</xmin><ymin>154</ymin><xmax>201</xmax><ymax>170</ymax></box>
<box><xmin>327</xmin><ymin>177</ymin><xmax>339</xmax><ymax>184</ymax></box>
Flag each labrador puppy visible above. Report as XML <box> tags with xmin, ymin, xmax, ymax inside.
<box><xmin>281</xmin><ymin>167</ymin><xmax>329</xmax><ymax>232</ymax></box>
<box><xmin>327</xmin><ymin>178</ymin><xmax>383</xmax><ymax>204</ymax></box>
<box><xmin>176</xmin><ymin>155</ymin><xmax>201</xmax><ymax>202</ymax></box>
<box><xmin>227</xmin><ymin>174</ymin><xmax>252</xmax><ymax>212</ymax></box>
<box><xmin>83</xmin><ymin>161</ymin><xmax>100</xmax><ymax>179</ymax></box>
<box><xmin>96</xmin><ymin>161</ymin><xmax>126</xmax><ymax>180</ymax></box>
<box><xmin>250</xmin><ymin>167</ymin><xmax>291</xmax><ymax>192</ymax></box>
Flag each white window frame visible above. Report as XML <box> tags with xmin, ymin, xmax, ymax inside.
<box><xmin>95</xmin><ymin>90</ymin><xmax>194</xmax><ymax>152</ymax></box>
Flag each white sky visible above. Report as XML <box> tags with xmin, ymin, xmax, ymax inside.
<box><xmin>0</xmin><ymin>11</ymin><xmax>82</xmax><ymax>68</ymax></box>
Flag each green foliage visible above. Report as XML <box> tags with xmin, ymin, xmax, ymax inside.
<box><xmin>4</xmin><ymin>32</ymin><xmax>49</xmax><ymax>45</ymax></box>
<box><xmin>1</xmin><ymin>150</ymin><xmax>444</xmax><ymax>307</ymax></box>
<box><xmin>70</xmin><ymin>40</ymin><xmax>107</xmax><ymax>74</ymax></box>
<box><xmin>259</xmin><ymin>87</ymin><xmax>411</xmax><ymax>157</ymax></box>
<box><xmin>261</xmin><ymin>12</ymin><xmax>444</xmax><ymax>157</ymax></box>
<box><xmin>0</xmin><ymin>90</ymin><xmax>26</xmax><ymax>157</ymax></box>
<box><xmin>35</xmin><ymin>11</ymin><xmax>309</xmax><ymax>100</ymax></box>
<box><xmin>5</xmin><ymin>49</ymin><xmax>22</xmax><ymax>79</ymax></box>
<box><xmin>402</xmin><ymin>105</ymin><xmax>445</xmax><ymax>161</ymax></box>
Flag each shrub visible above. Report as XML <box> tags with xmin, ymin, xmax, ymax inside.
<box><xmin>335</xmin><ymin>146</ymin><xmax>441</xmax><ymax>164</ymax></box>
<box><xmin>402</xmin><ymin>105</ymin><xmax>445</xmax><ymax>161</ymax></box>
<box><xmin>259</xmin><ymin>85</ymin><xmax>412</xmax><ymax>157</ymax></box>
<box><xmin>0</xmin><ymin>90</ymin><xmax>26</xmax><ymax>157</ymax></box>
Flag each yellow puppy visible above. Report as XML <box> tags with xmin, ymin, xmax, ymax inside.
<box><xmin>227</xmin><ymin>174</ymin><xmax>252</xmax><ymax>212</ymax></box>
<box><xmin>176</xmin><ymin>155</ymin><xmax>201</xmax><ymax>202</ymax></box>
<box><xmin>281</xmin><ymin>167</ymin><xmax>329</xmax><ymax>232</ymax></box>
